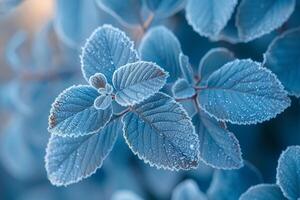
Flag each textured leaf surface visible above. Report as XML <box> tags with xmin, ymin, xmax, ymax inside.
<box><xmin>179</xmin><ymin>53</ymin><xmax>194</xmax><ymax>84</ymax></box>
<box><xmin>123</xmin><ymin>93</ymin><xmax>199</xmax><ymax>170</ymax></box>
<box><xmin>96</xmin><ymin>0</ymin><xmax>143</xmax><ymax>27</ymax></box>
<box><xmin>89</xmin><ymin>73</ymin><xmax>107</xmax><ymax>89</ymax></box>
<box><xmin>277</xmin><ymin>146</ymin><xmax>300</xmax><ymax>200</ymax></box>
<box><xmin>113</xmin><ymin>61</ymin><xmax>168</xmax><ymax>106</ymax></box>
<box><xmin>240</xmin><ymin>184</ymin><xmax>286</xmax><ymax>200</ymax></box>
<box><xmin>48</xmin><ymin>85</ymin><xmax>112</xmax><ymax>137</ymax></box>
<box><xmin>139</xmin><ymin>26</ymin><xmax>182</xmax><ymax>82</ymax></box>
<box><xmin>207</xmin><ymin>162</ymin><xmax>262</xmax><ymax>200</ymax></box>
<box><xmin>199</xmin><ymin>48</ymin><xmax>235</xmax><ymax>83</ymax></box>
<box><xmin>186</xmin><ymin>0</ymin><xmax>238</xmax><ymax>37</ymax></box>
<box><xmin>264</xmin><ymin>28</ymin><xmax>300</xmax><ymax>97</ymax></box>
<box><xmin>237</xmin><ymin>0</ymin><xmax>296</xmax><ymax>42</ymax></box>
<box><xmin>81</xmin><ymin>25</ymin><xmax>139</xmax><ymax>82</ymax></box>
<box><xmin>193</xmin><ymin>111</ymin><xmax>243</xmax><ymax>169</ymax></box>
<box><xmin>144</xmin><ymin>0</ymin><xmax>186</xmax><ymax>19</ymax></box>
<box><xmin>46</xmin><ymin>117</ymin><xmax>122</xmax><ymax>186</ymax></box>
<box><xmin>94</xmin><ymin>95</ymin><xmax>112</xmax><ymax>110</ymax></box>
<box><xmin>172</xmin><ymin>79</ymin><xmax>195</xmax><ymax>99</ymax></box>
<box><xmin>172</xmin><ymin>180</ymin><xmax>207</xmax><ymax>200</ymax></box>
<box><xmin>199</xmin><ymin>59</ymin><xmax>291</xmax><ymax>124</ymax></box>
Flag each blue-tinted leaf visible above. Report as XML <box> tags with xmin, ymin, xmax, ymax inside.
<box><xmin>112</xmin><ymin>61</ymin><xmax>168</xmax><ymax>106</ymax></box>
<box><xmin>81</xmin><ymin>25</ymin><xmax>139</xmax><ymax>82</ymax></box>
<box><xmin>89</xmin><ymin>73</ymin><xmax>107</xmax><ymax>89</ymax></box>
<box><xmin>111</xmin><ymin>190</ymin><xmax>144</xmax><ymax>200</ymax></box>
<box><xmin>199</xmin><ymin>48</ymin><xmax>235</xmax><ymax>83</ymax></box>
<box><xmin>0</xmin><ymin>0</ymin><xmax>22</xmax><ymax>14</ymax></box>
<box><xmin>122</xmin><ymin>93</ymin><xmax>199</xmax><ymax>170</ymax></box>
<box><xmin>240</xmin><ymin>184</ymin><xmax>286</xmax><ymax>200</ymax></box>
<box><xmin>276</xmin><ymin>146</ymin><xmax>300</xmax><ymax>200</ymax></box>
<box><xmin>264</xmin><ymin>28</ymin><xmax>300</xmax><ymax>97</ymax></box>
<box><xmin>5</xmin><ymin>31</ymin><xmax>27</xmax><ymax>71</ymax></box>
<box><xmin>139</xmin><ymin>26</ymin><xmax>182</xmax><ymax>82</ymax></box>
<box><xmin>96</xmin><ymin>0</ymin><xmax>143</xmax><ymax>27</ymax></box>
<box><xmin>199</xmin><ymin>59</ymin><xmax>291</xmax><ymax>125</ymax></box>
<box><xmin>172</xmin><ymin>78</ymin><xmax>195</xmax><ymax>99</ymax></box>
<box><xmin>54</xmin><ymin>0</ymin><xmax>104</xmax><ymax>47</ymax></box>
<box><xmin>207</xmin><ymin>162</ymin><xmax>263</xmax><ymax>200</ymax></box>
<box><xmin>179</xmin><ymin>100</ymin><xmax>197</xmax><ymax>118</ymax></box>
<box><xmin>45</xmin><ymin>117</ymin><xmax>122</xmax><ymax>186</ymax></box>
<box><xmin>186</xmin><ymin>0</ymin><xmax>238</xmax><ymax>37</ymax></box>
<box><xmin>144</xmin><ymin>0</ymin><xmax>186</xmax><ymax>19</ymax></box>
<box><xmin>236</xmin><ymin>0</ymin><xmax>296</xmax><ymax>42</ymax></box>
<box><xmin>179</xmin><ymin>53</ymin><xmax>194</xmax><ymax>84</ymax></box>
<box><xmin>48</xmin><ymin>85</ymin><xmax>112</xmax><ymax>137</ymax></box>
<box><xmin>94</xmin><ymin>95</ymin><xmax>112</xmax><ymax>110</ymax></box>
<box><xmin>194</xmin><ymin>111</ymin><xmax>243</xmax><ymax>169</ymax></box>
<box><xmin>172</xmin><ymin>179</ymin><xmax>207</xmax><ymax>200</ymax></box>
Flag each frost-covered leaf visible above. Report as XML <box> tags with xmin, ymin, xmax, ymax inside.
<box><xmin>199</xmin><ymin>48</ymin><xmax>235</xmax><ymax>83</ymax></box>
<box><xmin>236</xmin><ymin>0</ymin><xmax>296</xmax><ymax>42</ymax></box>
<box><xmin>264</xmin><ymin>28</ymin><xmax>300</xmax><ymax>97</ymax></box>
<box><xmin>111</xmin><ymin>190</ymin><xmax>144</xmax><ymax>200</ymax></box>
<box><xmin>172</xmin><ymin>179</ymin><xmax>207</xmax><ymax>200</ymax></box>
<box><xmin>81</xmin><ymin>25</ymin><xmax>139</xmax><ymax>82</ymax></box>
<box><xmin>144</xmin><ymin>0</ymin><xmax>186</xmax><ymax>19</ymax></box>
<box><xmin>112</xmin><ymin>61</ymin><xmax>168</xmax><ymax>106</ymax></box>
<box><xmin>179</xmin><ymin>53</ymin><xmax>194</xmax><ymax>84</ymax></box>
<box><xmin>89</xmin><ymin>73</ymin><xmax>107</xmax><ymax>89</ymax></box>
<box><xmin>240</xmin><ymin>184</ymin><xmax>286</xmax><ymax>200</ymax></box>
<box><xmin>48</xmin><ymin>85</ymin><xmax>112</xmax><ymax>137</ymax></box>
<box><xmin>94</xmin><ymin>95</ymin><xmax>112</xmax><ymax>110</ymax></box>
<box><xmin>172</xmin><ymin>79</ymin><xmax>195</xmax><ymax>99</ymax></box>
<box><xmin>45</xmin><ymin>117</ymin><xmax>122</xmax><ymax>186</ymax></box>
<box><xmin>186</xmin><ymin>0</ymin><xmax>238</xmax><ymax>37</ymax></box>
<box><xmin>193</xmin><ymin>111</ymin><xmax>243</xmax><ymax>169</ymax></box>
<box><xmin>199</xmin><ymin>59</ymin><xmax>291</xmax><ymax>125</ymax></box>
<box><xmin>123</xmin><ymin>92</ymin><xmax>199</xmax><ymax>170</ymax></box>
<box><xmin>54</xmin><ymin>0</ymin><xmax>104</xmax><ymax>47</ymax></box>
<box><xmin>276</xmin><ymin>146</ymin><xmax>300</xmax><ymax>200</ymax></box>
<box><xmin>207</xmin><ymin>162</ymin><xmax>263</xmax><ymax>200</ymax></box>
<box><xmin>139</xmin><ymin>26</ymin><xmax>182</xmax><ymax>82</ymax></box>
<box><xmin>96</xmin><ymin>0</ymin><xmax>143</xmax><ymax>27</ymax></box>
<box><xmin>179</xmin><ymin>100</ymin><xmax>197</xmax><ymax>118</ymax></box>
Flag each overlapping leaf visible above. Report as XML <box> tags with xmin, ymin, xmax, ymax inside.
<box><xmin>45</xmin><ymin>117</ymin><xmax>122</xmax><ymax>186</ymax></box>
<box><xmin>122</xmin><ymin>93</ymin><xmax>199</xmax><ymax>170</ymax></box>
<box><xmin>207</xmin><ymin>162</ymin><xmax>262</xmax><ymax>200</ymax></box>
<box><xmin>112</xmin><ymin>61</ymin><xmax>168</xmax><ymax>106</ymax></box>
<box><xmin>264</xmin><ymin>28</ymin><xmax>300</xmax><ymax>97</ymax></box>
<box><xmin>237</xmin><ymin>0</ymin><xmax>296</xmax><ymax>42</ymax></box>
<box><xmin>193</xmin><ymin>111</ymin><xmax>243</xmax><ymax>169</ymax></box>
<box><xmin>240</xmin><ymin>184</ymin><xmax>286</xmax><ymax>200</ymax></box>
<box><xmin>172</xmin><ymin>180</ymin><xmax>207</xmax><ymax>200</ymax></box>
<box><xmin>276</xmin><ymin>146</ymin><xmax>300</xmax><ymax>200</ymax></box>
<box><xmin>199</xmin><ymin>48</ymin><xmax>235</xmax><ymax>83</ymax></box>
<box><xmin>179</xmin><ymin>53</ymin><xmax>194</xmax><ymax>84</ymax></box>
<box><xmin>186</xmin><ymin>0</ymin><xmax>238</xmax><ymax>37</ymax></box>
<box><xmin>172</xmin><ymin>79</ymin><xmax>195</xmax><ymax>99</ymax></box>
<box><xmin>81</xmin><ymin>25</ymin><xmax>139</xmax><ymax>82</ymax></box>
<box><xmin>199</xmin><ymin>59</ymin><xmax>291</xmax><ymax>124</ymax></box>
<box><xmin>48</xmin><ymin>85</ymin><xmax>112</xmax><ymax>137</ymax></box>
<box><xmin>139</xmin><ymin>26</ymin><xmax>182</xmax><ymax>82</ymax></box>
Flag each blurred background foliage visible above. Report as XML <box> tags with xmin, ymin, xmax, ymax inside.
<box><xmin>0</xmin><ymin>0</ymin><xmax>299</xmax><ymax>199</ymax></box>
